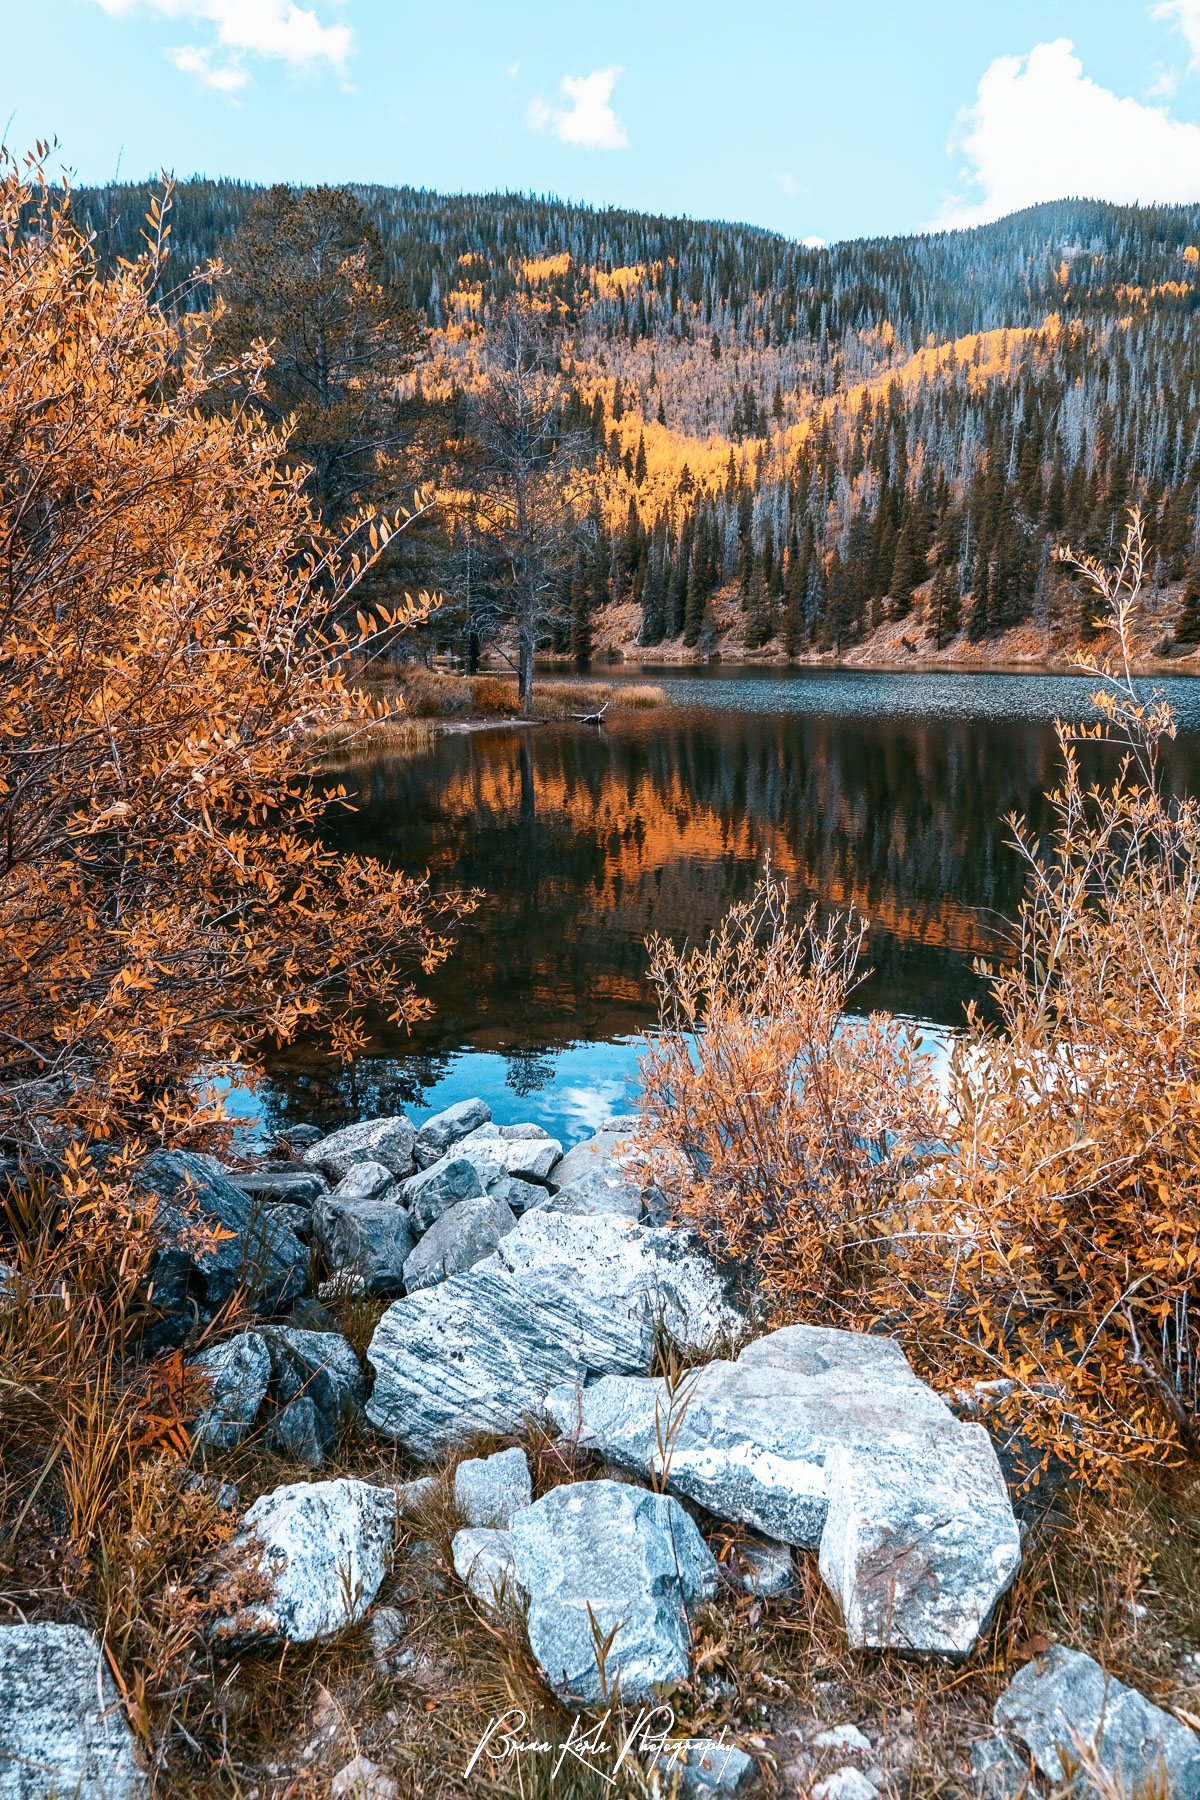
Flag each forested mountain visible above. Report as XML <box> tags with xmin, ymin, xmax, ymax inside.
<box><xmin>72</xmin><ymin>177</ymin><xmax>1200</xmax><ymax>664</ymax></box>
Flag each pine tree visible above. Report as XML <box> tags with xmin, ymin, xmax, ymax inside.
<box><xmin>570</xmin><ymin>553</ymin><xmax>592</xmax><ymax>669</ymax></box>
<box><xmin>634</xmin><ymin>430</ymin><xmax>647</xmax><ymax>487</ymax></box>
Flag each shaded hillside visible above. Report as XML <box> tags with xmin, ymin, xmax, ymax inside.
<box><xmin>72</xmin><ymin>178</ymin><xmax>1200</xmax><ymax>663</ymax></box>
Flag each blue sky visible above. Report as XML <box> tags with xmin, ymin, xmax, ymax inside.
<box><xmin>5</xmin><ymin>1</ymin><xmax>1200</xmax><ymax>242</ymax></box>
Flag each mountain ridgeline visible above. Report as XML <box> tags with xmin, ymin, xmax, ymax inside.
<box><xmin>74</xmin><ymin>177</ymin><xmax>1200</xmax><ymax>661</ymax></box>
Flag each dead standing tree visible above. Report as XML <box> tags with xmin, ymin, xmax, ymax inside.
<box><xmin>470</xmin><ymin>299</ymin><xmax>581</xmax><ymax>715</ymax></box>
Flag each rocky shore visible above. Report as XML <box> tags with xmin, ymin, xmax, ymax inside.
<box><xmin>3</xmin><ymin>1099</ymin><xmax>1198</xmax><ymax>1800</ymax></box>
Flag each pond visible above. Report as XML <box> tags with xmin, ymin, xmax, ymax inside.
<box><xmin>241</xmin><ymin>668</ymin><xmax>1200</xmax><ymax>1146</ymax></box>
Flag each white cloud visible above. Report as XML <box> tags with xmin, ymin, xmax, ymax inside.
<box><xmin>507</xmin><ymin>59</ymin><xmax>520</xmax><ymax>79</ymax></box>
<box><xmin>931</xmin><ymin>38</ymin><xmax>1200</xmax><ymax>229</ymax></box>
<box><xmin>1152</xmin><ymin>0</ymin><xmax>1200</xmax><ymax>63</ymax></box>
<box><xmin>802</xmin><ymin>235</ymin><xmax>826</xmax><ymax>249</ymax></box>
<box><xmin>168</xmin><ymin>42</ymin><xmax>247</xmax><ymax>90</ymax></box>
<box><xmin>92</xmin><ymin>0</ymin><xmax>352</xmax><ymax>90</ymax></box>
<box><xmin>528</xmin><ymin>66</ymin><xmax>629</xmax><ymax>150</ymax></box>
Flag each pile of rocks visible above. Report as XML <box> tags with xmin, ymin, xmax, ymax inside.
<box><xmin>8</xmin><ymin>1101</ymin><xmax>1197</xmax><ymax>1800</ymax></box>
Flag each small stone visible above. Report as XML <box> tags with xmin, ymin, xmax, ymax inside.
<box><xmin>136</xmin><ymin>1151</ymin><xmax>307</xmax><ymax>1350</ymax></box>
<box><xmin>814</xmin><ymin>1725</ymin><xmax>873</xmax><ymax>1754</ymax></box>
<box><xmin>305</xmin><ymin>1116</ymin><xmax>417</xmax><ymax>1183</ymax></box>
<box><xmin>267</xmin><ymin>1202</ymin><xmax>313</xmax><ymax>1240</ymax></box>
<box><xmin>531</xmin><ymin>1165</ymin><xmax>644</xmax><ymax>1220</ymax></box>
<box><xmin>366</xmin><ymin>1605</ymin><xmax>409</xmax><ymax>1671</ymax></box>
<box><xmin>0</xmin><ymin>1622</ymin><xmax>146</xmax><ymax>1800</ymax></box>
<box><xmin>454</xmin><ymin>1447</ymin><xmax>532</xmax><ymax>1528</ymax></box>
<box><xmin>261</xmin><ymin>1326</ymin><xmax>365</xmax><ymax>1442</ymax></box>
<box><xmin>266</xmin><ymin>1395</ymin><xmax>326</xmax><ymax>1466</ymax></box>
<box><xmin>188</xmin><ymin>1331</ymin><xmax>271</xmax><ymax>1449</ymax></box>
<box><xmin>969</xmin><ymin>1734</ymin><xmax>1028</xmax><ymax>1799</ymax></box>
<box><xmin>330</xmin><ymin>1755</ymin><xmax>399</xmax><ymax>1800</ymax></box>
<box><xmin>330</xmin><ymin>1161</ymin><xmax>396</xmax><ymax>1205</ymax></box>
<box><xmin>812</xmin><ymin>1769</ymin><xmax>877</xmax><ymax>1800</ymax></box>
<box><xmin>498</xmin><ymin>1123</ymin><xmax>551</xmax><ymax>1141</ymax></box>
<box><xmin>403</xmin><ymin>1193</ymin><xmax>517</xmax><ymax>1291</ymax></box>
<box><xmin>734</xmin><ymin>1532</ymin><xmax>795</xmax><ymax>1597</ymax></box>
<box><xmin>402</xmin><ymin>1157</ymin><xmax>485</xmax><ymax>1233</ymax></box>
<box><xmin>396</xmin><ymin>1475</ymin><xmax>437</xmax><ymax>1517</ymax></box>
<box><xmin>451</xmin><ymin>1527</ymin><xmax>521</xmax><ymax>1608</ymax></box>
<box><xmin>819</xmin><ymin>1431</ymin><xmax>1021</xmax><ymax>1654</ymax></box>
<box><xmin>668</xmin><ymin>1738</ymin><xmax>755</xmax><ymax>1796</ymax></box>
<box><xmin>413</xmin><ymin>1098</ymin><xmax>492</xmax><ymax>1168</ymax></box>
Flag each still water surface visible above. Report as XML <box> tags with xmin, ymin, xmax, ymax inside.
<box><xmin>244</xmin><ymin>669</ymin><xmax>1200</xmax><ymax>1146</ymax></box>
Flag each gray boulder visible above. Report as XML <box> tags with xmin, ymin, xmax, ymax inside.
<box><xmin>548</xmin><ymin>1117</ymin><xmax>644</xmax><ymax>1194</ymax></box>
<box><xmin>268</xmin><ymin>1202</ymin><xmax>313</xmax><ymax>1241</ymax></box>
<box><xmin>207</xmin><ymin>1478</ymin><xmax>397</xmax><ymax>1646</ymax></box>
<box><xmin>668</xmin><ymin>1739</ymin><xmax>755</xmax><ymax>1796</ymax></box>
<box><xmin>992</xmin><ymin>1644</ymin><xmax>1200</xmax><ymax>1797</ymax></box>
<box><xmin>544</xmin><ymin>1323</ymin><xmax>950</xmax><ymax>1548</ymax></box>
<box><xmin>366</xmin><ymin>1214</ymin><xmax>740</xmax><ymax>1457</ymax></box>
<box><xmin>403</xmin><ymin>1194</ymin><xmax>517</xmax><ymax>1291</ymax></box>
<box><xmin>499</xmin><ymin>1123</ymin><xmax>551</xmax><ymax>1141</ymax></box>
<box><xmin>454</xmin><ymin>1446</ymin><xmax>532</xmax><ymax>1527</ymax></box>
<box><xmin>0</xmin><ymin>1622</ymin><xmax>146</xmax><ymax>1800</ymax></box>
<box><xmin>451</xmin><ymin>1527</ymin><xmax>520</xmax><ymax>1607</ymax></box>
<box><xmin>487</xmin><ymin>1174</ymin><xmax>545</xmax><ymax>1214</ymax></box>
<box><xmin>509</xmin><ymin>1479</ymin><xmax>718</xmax><ymax>1705</ymax></box>
<box><xmin>305</xmin><ymin>1116</ymin><xmax>417</xmax><ymax>1183</ymax></box>
<box><xmin>311</xmin><ymin>1194</ymin><xmax>414</xmax><ymax>1297</ymax></box>
<box><xmin>547</xmin><ymin>1321</ymin><xmax>1019</xmax><ymax>1655</ymax></box>
<box><xmin>188</xmin><ymin>1331</ymin><xmax>272</xmax><ymax>1449</ymax></box>
<box><xmin>137</xmin><ymin>1151</ymin><xmax>308</xmax><ymax>1349</ymax></box>
<box><xmin>266</xmin><ymin>1395</ymin><xmax>325</xmax><ymax>1466</ymax></box>
<box><xmin>819</xmin><ymin>1432</ymin><xmax>1021</xmax><ymax>1654</ymax></box>
<box><xmin>330</xmin><ymin>1160</ymin><xmax>397</xmax><ymax>1205</ymax></box>
<box><xmin>531</xmin><ymin>1165</ymin><xmax>644</xmax><ymax>1221</ymax></box>
<box><xmin>229</xmin><ymin>1167</ymin><xmax>329</xmax><ymax>1207</ymax></box>
<box><xmin>262</xmin><ymin>1325</ymin><xmax>365</xmax><ymax>1444</ymax></box>
<box><xmin>453</xmin><ymin>1135</ymin><xmax>564</xmax><ymax>1191</ymax></box>
<box><xmin>414</xmin><ymin>1098</ymin><xmax>492</xmax><ymax>1167</ymax></box>
<box><xmin>402</xmin><ymin>1157</ymin><xmax>485</xmax><ymax>1232</ymax></box>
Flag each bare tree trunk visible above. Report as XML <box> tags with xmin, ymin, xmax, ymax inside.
<box><xmin>519</xmin><ymin>610</ymin><xmax>535</xmax><ymax>718</ymax></box>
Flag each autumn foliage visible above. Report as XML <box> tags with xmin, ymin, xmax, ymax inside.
<box><xmin>642</xmin><ymin>513</ymin><xmax>1200</xmax><ymax>1478</ymax></box>
<box><xmin>0</xmin><ymin>152</ymin><xmax>463</xmax><ymax>1154</ymax></box>
<box><xmin>900</xmin><ymin>513</ymin><xmax>1200</xmax><ymax>1478</ymax></box>
<box><xmin>637</xmin><ymin>875</ymin><xmax>943</xmax><ymax>1314</ymax></box>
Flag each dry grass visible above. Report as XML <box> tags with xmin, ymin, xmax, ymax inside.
<box><xmin>362</xmin><ymin>668</ymin><xmax>668</xmax><ymax>723</ymax></box>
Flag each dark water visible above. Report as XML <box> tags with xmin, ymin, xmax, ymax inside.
<box><xmin>239</xmin><ymin>669</ymin><xmax>1200</xmax><ymax>1145</ymax></box>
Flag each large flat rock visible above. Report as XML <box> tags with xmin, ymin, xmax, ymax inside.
<box><xmin>545</xmin><ymin>1324</ymin><xmax>956</xmax><ymax>1549</ymax></box>
<box><xmin>366</xmin><ymin>1214</ymin><xmax>739</xmax><ymax>1458</ymax></box>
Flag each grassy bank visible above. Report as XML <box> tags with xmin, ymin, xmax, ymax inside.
<box><xmin>389</xmin><ymin>669</ymin><xmax>667</xmax><ymax>721</ymax></box>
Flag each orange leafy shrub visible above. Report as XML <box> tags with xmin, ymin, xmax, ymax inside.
<box><xmin>896</xmin><ymin>512</ymin><xmax>1200</xmax><ymax>1478</ymax></box>
<box><xmin>637</xmin><ymin>872</ymin><xmax>943</xmax><ymax>1314</ymax></box>
<box><xmin>0</xmin><ymin>151</ymin><xmax>466</xmax><ymax>1154</ymax></box>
